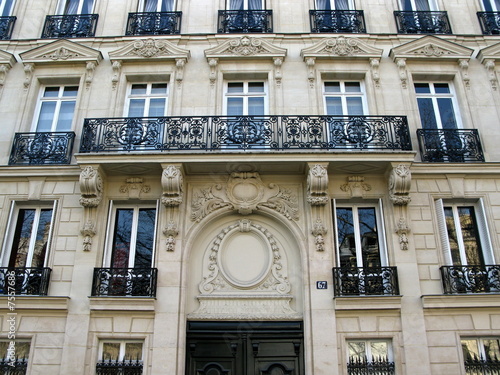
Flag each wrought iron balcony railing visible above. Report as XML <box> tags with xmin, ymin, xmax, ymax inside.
<box><xmin>465</xmin><ymin>354</ymin><xmax>500</xmax><ymax>375</ymax></box>
<box><xmin>9</xmin><ymin>132</ymin><xmax>75</xmax><ymax>165</ymax></box>
<box><xmin>348</xmin><ymin>357</ymin><xmax>395</xmax><ymax>375</ymax></box>
<box><xmin>478</xmin><ymin>12</ymin><xmax>500</xmax><ymax>35</ymax></box>
<box><xmin>310</xmin><ymin>10</ymin><xmax>366</xmax><ymax>33</ymax></box>
<box><xmin>96</xmin><ymin>359</ymin><xmax>143</xmax><ymax>375</ymax></box>
<box><xmin>0</xmin><ymin>358</ymin><xmax>27</xmax><ymax>375</ymax></box>
<box><xmin>332</xmin><ymin>266</ymin><xmax>400</xmax><ymax>297</ymax></box>
<box><xmin>440</xmin><ymin>265</ymin><xmax>500</xmax><ymax>294</ymax></box>
<box><xmin>0</xmin><ymin>16</ymin><xmax>16</xmax><ymax>40</ymax></box>
<box><xmin>126</xmin><ymin>11</ymin><xmax>181</xmax><ymax>35</ymax></box>
<box><xmin>417</xmin><ymin>129</ymin><xmax>484</xmax><ymax>163</ymax></box>
<box><xmin>41</xmin><ymin>14</ymin><xmax>98</xmax><ymax>38</ymax></box>
<box><xmin>91</xmin><ymin>268</ymin><xmax>158</xmax><ymax>297</ymax></box>
<box><xmin>218</xmin><ymin>10</ymin><xmax>273</xmax><ymax>33</ymax></box>
<box><xmin>0</xmin><ymin>267</ymin><xmax>51</xmax><ymax>296</ymax></box>
<box><xmin>79</xmin><ymin>115</ymin><xmax>412</xmax><ymax>153</ymax></box>
<box><xmin>394</xmin><ymin>11</ymin><xmax>452</xmax><ymax>34</ymax></box>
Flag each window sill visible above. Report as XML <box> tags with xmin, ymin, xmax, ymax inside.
<box><xmin>334</xmin><ymin>295</ymin><xmax>402</xmax><ymax>310</ymax></box>
<box><xmin>421</xmin><ymin>293</ymin><xmax>500</xmax><ymax>309</ymax></box>
<box><xmin>88</xmin><ymin>296</ymin><xmax>156</xmax><ymax>311</ymax></box>
<box><xmin>0</xmin><ymin>296</ymin><xmax>69</xmax><ymax>310</ymax></box>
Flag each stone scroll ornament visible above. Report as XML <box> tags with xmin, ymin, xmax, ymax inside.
<box><xmin>161</xmin><ymin>165</ymin><xmax>183</xmax><ymax>207</ymax></box>
<box><xmin>307</xmin><ymin>164</ymin><xmax>329</xmax><ymax>206</ymax></box>
<box><xmin>388</xmin><ymin>164</ymin><xmax>411</xmax><ymax>205</ymax></box>
<box><xmin>79</xmin><ymin>166</ymin><xmax>103</xmax><ymax>208</ymax></box>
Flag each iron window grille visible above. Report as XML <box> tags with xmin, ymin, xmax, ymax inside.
<box><xmin>394</xmin><ymin>11</ymin><xmax>452</xmax><ymax>34</ymax></box>
<box><xmin>41</xmin><ymin>14</ymin><xmax>98</xmax><ymax>38</ymax></box>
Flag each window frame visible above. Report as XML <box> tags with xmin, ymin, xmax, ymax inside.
<box><xmin>481</xmin><ymin>0</ymin><xmax>500</xmax><ymax>11</ymax></box>
<box><xmin>98</xmin><ymin>339</ymin><xmax>144</xmax><ymax>362</ymax></box>
<box><xmin>56</xmin><ymin>0</ymin><xmax>95</xmax><ymax>15</ymax></box>
<box><xmin>323</xmin><ymin>80</ymin><xmax>368</xmax><ymax>116</ymax></box>
<box><xmin>137</xmin><ymin>0</ymin><xmax>176</xmax><ymax>12</ymax></box>
<box><xmin>0</xmin><ymin>201</ymin><xmax>57</xmax><ymax>268</ymax></box>
<box><xmin>103</xmin><ymin>202</ymin><xmax>159</xmax><ymax>269</ymax></box>
<box><xmin>124</xmin><ymin>82</ymin><xmax>169</xmax><ymax>118</ymax></box>
<box><xmin>461</xmin><ymin>337</ymin><xmax>500</xmax><ymax>363</ymax></box>
<box><xmin>347</xmin><ymin>338</ymin><xmax>394</xmax><ymax>363</ymax></box>
<box><xmin>223</xmin><ymin>80</ymin><xmax>268</xmax><ymax>116</ymax></box>
<box><xmin>400</xmin><ymin>0</ymin><xmax>438</xmax><ymax>11</ymax></box>
<box><xmin>0</xmin><ymin>0</ymin><xmax>15</xmax><ymax>16</ymax></box>
<box><xmin>333</xmin><ymin>200</ymin><xmax>388</xmax><ymax>268</ymax></box>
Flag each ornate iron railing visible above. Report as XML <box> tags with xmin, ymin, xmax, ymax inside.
<box><xmin>9</xmin><ymin>132</ymin><xmax>75</xmax><ymax>165</ymax></box>
<box><xmin>126</xmin><ymin>11</ymin><xmax>181</xmax><ymax>35</ymax></box>
<box><xmin>332</xmin><ymin>267</ymin><xmax>400</xmax><ymax>296</ymax></box>
<box><xmin>218</xmin><ymin>10</ymin><xmax>273</xmax><ymax>33</ymax></box>
<box><xmin>394</xmin><ymin>11</ymin><xmax>452</xmax><ymax>34</ymax></box>
<box><xmin>440</xmin><ymin>265</ymin><xmax>500</xmax><ymax>294</ymax></box>
<box><xmin>465</xmin><ymin>354</ymin><xmax>500</xmax><ymax>374</ymax></box>
<box><xmin>0</xmin><ymin>358</ymin><xmax>27</xmax><ymax>375</ymax></box>
<box><xmin>41</xmin><ymin>14</ymin><xmax>98</xmax><ymax>38</ymax></box>
<box><xmin>348</xmin><ymin>357</ymin><xmax>395</xmax><ymax>375</ymax></box>
<box><xmin>0</xmin><ymin>268</ymin><xmax>51</xmax><ymax>296</ymax></box>
<box><xmin>478</xmin><ymin>12</ymin><xmax>500</xmax><ymax>35</ymax></box>
<box><xmin>80</xmin><ymin>115</ymin><xmax>412</xmax><ymax>153</ymax></box>
<box><xmin>417</xmin><ymin>129</ymin><xmax>484</xmax><ymax>163</ymax></box>
<box><xmin>0</xmin><ymin>16</ymin><xmax>16</xmax><ymax>40</ymax></box>
<box><xmin>91</xmin><ymin>268</ymin><xmax>158</xmax><ymax>297</ymax></box>
<box><xmin>310</xmin><ymin>10</ymin><xmax>366</xmax><ymax>33</ymax></box>
<box><xmin>96</xmin><ymin>359</ymin><xmax>143</xmax><ymax>375</ymax></box>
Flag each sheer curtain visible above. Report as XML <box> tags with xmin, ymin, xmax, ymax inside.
<box><xmin>248</xmin><ymin>0</ymin><xmax>262</xmax><ymax>10</ymax></box>
<box><xmin>161</xmin><ymin>0</ymin><xmax>174</xmax><ymax>12</ymax></box>
<box><xmin>335</xmin><ymin>0</ymin><xmax>349</xmax><ymax>10</ymax></box>
<box><xmin>1</xmin><ymin>0</ymin><xmax>14</xmax><ymax>17</ymax></box>
<box><xmin>81</xmin><ymin>0</ymin><xmax>94</xmax><ymax>13</ymax></box>
<box><xmin>415</xmin><ymin>0</ymin><xmax>430</xmax><ymax>11</ymax></box>
<box><xmin>230</xmin><ymin>0</ymin><xmax>243</xmax><ymax>10</ymax></box>
<box><xmin>316</xmin><ymin>0</ymin><xmax>330</xmax><ymax>10</ymax></box>
<box><xmin>144</xmin><ymin>0</ymin><xmax>157</xmax><ymax>12</ymax></box>
<box><xmin>63</xmin><ymin>0</ymin><xmax>79</xmax><ymax>14</ymax></box>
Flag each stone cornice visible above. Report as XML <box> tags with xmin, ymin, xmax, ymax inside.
<box><xmin>0</xmin><ymin>296</ymin><xmax>69</xmax><ymax>310</ymax></box>
<box><xmin>19</xmin><ymin>39</ymin><xmax>103</xmax><ymax>65</ymax></box>
<box><xmin>421</xmin><ymin>294</ymin><xmax>500</xmax><ymax>309</ymax></box>
<box><xmin>335</xmin><ymin>295</ymin><xmax>402</xmax><ymax>310</ymax></box>
<box><xmin>89</xmin><ymin>297</ymin><xmax>156</xmax><ymax>311</ymax></box>
<box><xmin>390</xmin><ymin>35</ymin><xmax>473</xmax><ymax>62</ymax></box>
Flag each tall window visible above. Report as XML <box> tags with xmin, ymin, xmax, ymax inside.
<box><xmin>0</xmin><ymin>0</ymin><xmax>15</xmax><ymax>16</ymax></box>
<box><xmin>126</xmin><ymin>83</ymin><xmax>168</xmax><ymax>118</ymax></box>
<box><xmin>347</xmin><ymin>340</ymin><xmax>394</xmax><ymax>375</ymax></box>
<box><xmin>400</xmin><ymin>0</ymin><xmax>437</xmax><ymax>11</ymax></box>
<box><xmin>96</xmin><ymin>340</ymin><xmax>143</xmax><ymax>374</ymax></box>
<box><xmin>415</xmin><ymin>83</ymin><xmax>460</xmax><ymax>129</ymax></box>
<box><xmin>482</xmin><ymin>0</ymin><xmax>500</xmax><ymax>11</ymax></box>
<box><xmin>462</xmin><ymin>338</ymin><xmax>500</xmax><ymax>374</ymax></box>
<box><xmin>324</xmin><ymin>81</ymin><xmax>366</xmax><ymax>116</ymax></box>
<box><xmin>138</xmin><ymin>0</ymin><xmax>175</xmax><ymax>12</ymax></box>
<box><xmin>227</xmin><ymin>0</ymin><xmax>263</xmax><ymax>10</ymax></box>
<box><xmin>56</xmin><ymin>0</ymin><xmax>94</xmax><ymax>14</ymax></box>
<box><xmin>334</xmin><ymin>202</ymin><xmax>387</xmax><ymax>269</ymax></box>
<box><xmin>106</xmin><ymin>204</ymin><xmax>157</xmax><ymax>269</ymax></box>
<box><xmin>316</xmin><ymin>0</ymin><xmax>351</xmax><ymax>10</ymax></box>
<box><xmin>33</xmin><ymin>86</ymin><xmax>78</xmax><ymax>133</ymax></box>
<box><xmin>225</xmin><ymin>81</ymin><xmax>266</xmax><ymax>116</ymax></box>
<box><xmin>2</xmin><ymin>204</ymin><xmax>56</xmax><ymax>269</ymax></box>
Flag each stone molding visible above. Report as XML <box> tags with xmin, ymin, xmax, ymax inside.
<box><xmin>340</xmin><ymin>176</ymin><xmax>371</xmax><ymax>198</ymax></box>
<box><xmin>307</xmin><ymin>163</ymin><xmax>329</xmax><ymax>206</ymax></box>
<box><xmin>119</xmin><ymin>177</ymin><xmax>151</xmax><ymax>199</ymax></box>
<box><xmin>388</xmin><ymin>164</ymin><xmax>412</xmax><ymax>205</ymax></box>
<box><xmin>109</xmin><ymin>38</ymin><xmax>190</xmax><ymax>61</ymax></box>
<box><xmin>205</xmin><ymin>36</ymin><xmax>287</xmax><ymax>59</ymax></box>
<box><xmin>79</xmin><ymin>166</ymin><xmax>103</xmax><ymax>208</ymax></box>
<box><xmin>0</xmin><ymin>49</ymin><xmax>15</xmax><ymax>86</ymax></box>
<box><xmin>161</xmin><ymin>164</ymin><xmax>184</xmax><ymax>207</ymax></box>
<box><xmin>390</xmin><ymin>35</ymin><xmax>473</xmax><ymax>61</ymax></box>
<box><xmin>477</xmin><ymin>42</ymin><xmax>500</xmax><ymax>90</ymax></box>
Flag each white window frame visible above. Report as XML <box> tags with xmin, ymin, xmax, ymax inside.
<box><xmin>323</xmin><ymin>80</ymin><xmax>367</xmax><ymax>116</ymax></box>
<box><xmin>103</xmin><ymin>202</ymin><xmax>159</xmax><ymax>269</ymax></box>
<box><xmin>138</xmin><ymin>0</ymin><xmax>176</xmax><ymax>12</ymax></box>
<box><xmin>435</xmin><ymin>199</ymin><xmax>495</xmax><ymax>266</ymax></box>
<box><xmin>223</xmin><ymin>80</ymin><xmax>268</xmax><ymax>116</ymax></box>
<box><xmin>0</xmin><ymin>201</ymin><xmax>57</xmax><ymax>268</ymax></box>
<box><xmin>333</xmin><ymin>200</ymin><xmax>388</xmax><ymax>268</ymax></box>
<box><xmin>414</xmin><ymin>82</ymin><xmax>462</xmax><ymax>129</ymax></box>
<box><xmin>347</xmin><ymin>339</ymin><xmax>394</xmax><ymax>363</ymax></box>
<box><xmin>400</xmin><ymin>0</ymin><xmax>438</xmax><ymax>11</ymax></box>
<box><xmin>481</xmin><ymin>0</ymin><xmax>500</xmax><ymax>11</ymax></box>
<box><xmin>31</xmin><ymin>85</ymin><xmax>79</xmax><ymax>133</ymax></box>
<box><xmin>0</xmin><ymin>0</ymin><xmax>15</xmax><ymax>16</ymax></box>
<box><xmin>98</xmin><ymin>340</ymin><xmax>144</xmax><ymax>361</ymax></box>
<box><xmin>124</xmin><ymin>82</ymin><xmax>169</xmax><ymax>118</ymax></box>
<box><xmin>226</xmin><ymin>0</ymin><xmax>264</xmax><ymax>10</ymax></box>
<box><xmin>315</xmin><ymin>0</ymin><xmax>354</xmax><ymax>10</ymax></box>
<box><xmin>461</xmin><ymin>337</ymin><xmax>500</xmax><ymax>362</ymax></box>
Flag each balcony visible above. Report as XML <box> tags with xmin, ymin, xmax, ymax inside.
<box><xmin>394</xmin><ymin>11</ymin><xmax>452</xmax><ymax>34</ymax></box>
<box><xmin>91</xmin><ymin>268</ymin><xmax>158</xmax><ymax>297</ymax></box>
<box><xmin>310</xmin><ymin>10</ymin><xmax>366</xmax><ymax>33</ymax></box>
<box><xmin>96</xmin><ymin>359</ymin><xmax>143</xmax><ymax>375</ymax></box>
<box><xmin>465</xmin><ymin>355</ymin><xmax>500</xmax><ymax>374</ymax></box>
<box><xmin>0</xmin><ymin>358</ymin><xmax>27</xmax><ymax>374</ymax></box>
<box><xmin>0</xmin><ymin>16</ymin><xmax>16</xmax><ymax>40</ymax></box>
<box><xmin>332</xmin><ymin>267</ymin><xmax>400</xmax><ymax>296</ymax></box>
<box><xmin>217</xmin><ymin>10</ymin><xmax>273</xmax><ymax>33</ymax></box>
<box><xmin>440</xmin><ymin>265</ymin><xmax>500</xmax><ymax>294</ymax></box>
<box><xmin>0</xmin><ymin>267</ymin><xmax>52</xmax><ymax>296</ymax></box>
<box><xmin>41</xmin><ymin>14</ymin><xmax>98</xmax><ymax>38</ymax></box>
<box><xmin>417</xmin><ymin>129</ymin><xmax>484</xmax><ymax>163</ymax></box>
<box><xmin>9</xmin><ymin>132</ymin><xmax>75</xmax><ymax>166</ymax></box>
<box><xmin>79</xmin><ymin>115</ymin><xmax>412</xmax><ymax>153</ymax></box>
<box><xmin>478</xmin><ymin>12</ymin><xmax>500</xmax><ymax>35</ymax></box>
<box><xmin>126</xmin><ymin>11</ymin><xmax>181</xmax><ymax>35</ymax></box>
<box><xmin>348</xmin><ymin>358</ymin><xmax>395</xmax><ymax>375</ymax></box>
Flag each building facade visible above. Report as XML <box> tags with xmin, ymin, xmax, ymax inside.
<box><xmin>1</xmin><ymin>0</ymin><xmax>500</xmax><ymax>374</ymax></box>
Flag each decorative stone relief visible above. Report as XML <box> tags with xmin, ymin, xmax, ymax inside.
<box><xmin>205</xmin><ymin>36</ymin><xmax>287</xmax><ymax>58</ymax></box>
<box><xmin>79</xmin><ymin>166</ymin><xmax>103</xmax><ymax>208</ymax></box>
<box><xmin>81</xmin><ymin>221</ymin><xmax>96</xmax><ymax>252</ymax></box>
<box><xmin>163</xmin><ymin>221</ymin><xmax>179</xmax><ymax>252</ymax></box>
<box><xmin>0</xmin><ymin>50</ymin><xmax>15</xmax><ymax>87</ymax></box>
<box><xmin>307</xmin><ymin>163</ymin><xmax>329</xmax><ymax>206</ymax></box>
<box><xmin>0</xmin><ymin>64</ymin><xmax>9</xmax><ymax>86</ymax></box>
<box><xmin>23</xmin><ymin>63</ymin><xmax>34</xmax><ymax>89</ymax></box>
<box><xmin>119</xmin><ymin>177</ymin><xmax>150</xmax><ymax>199</ymax></box>
<box><xmin>306</xmin><ymin>57</ymin><xmax>315</xmax><ymax>87</ymax></box>
<box><xmin>274</xmin><ymin>57</ymin><xmax>283</xmax><ymax>87</ymax></box>
<box><xmin>396</xmin><ymin>217</ymin><xmax>410</xmax><ymax>251</ymax></box>
<box><xmin>208</xmin><ymin>58</ymin><xmax>218</xmax><ymax>85</ymax></box>
<box><xmin>85</xmin><ymin>61</ymin><xmax>96</xmax><ymax>88</ymax></box>
<box><xmin>370</xmin><ymin>58</ymin><xmax>380</xmax><ymax>87</ymax></box>
<box><xmin>191</xmin><ymin>172</ymin><xmax>299</xmax><ymax>222</ymax></box>
<box><xmin>111</xmin><ymin>60</ymin><xmax>121</xmax><ymax>89</ymax></box>
<box><xmin>340</xmin><ymin>176</ymin><xmax>371</xmax><ymax>198</ymax></box>
<box><xmin>312</xmin><ymin>218</ymin><xmax>327</xmax><ymax>252</ymax></box>
<box><xmin>189</xmin><ymin>220</ymin><xmax>301</xmax><ymax>320</ymax></box>
<box><xmin>396</xmin><ymin>58</ymin><xmax>407</xmax><ymax>89</ymax></box>
<box><xmin>176</xmin><ymin>58</ymin><xmax>186</xmax><ymax>83</ymax></box>
<box><xmin>20</xmin><ymin>39</ymin><xmax>103</xmax><ymax>65</ymax></box>
<box><xmin>109</xmin><ymin>38</ymin><xmax>190</xmax><ymax>63</ymax></box>
<box><xmin>301</xmin><ymin>36</ymin><xmax>383</xmax><ymax>59</ymax></box>
<box><xmin>44</xmin><ymin>47</ymin><xmax>81</xmax><ymax>60</ymax></box>
<box><xmin>161</xmin><ymin>164</ymin><xmax>183</xmax><ymax>207</ymax></box>
<box><xmin>388</xmin><ymin>164</ymin><xmax>411</xmax><ymax>205</ymax></box>
<box><xmin>390</xmin><ymin>36</ymin><xmax>473</xmax><ymax>62</ymax></box>
<box><xmin>459</xmin><ymin>59</ymin><xmax>470</xmax><ymax>88</ymax></box>
<box><xmin>484</xmin><ymin>59</ymin><xmax>498</xmax><ymax>90</ymax></box>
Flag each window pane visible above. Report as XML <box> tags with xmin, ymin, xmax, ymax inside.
<box><xmin>348</xmin><ymin>341</ymin><xmax>366</xmax><ymax>360</ymax></box>
<box><xmin>111</xmin><ymin>209</ymin><xmax>133</xmax><ymax>268</ymax></box>
<box><xmin>64</xmin><ymin>0</ymin><xmax>80</xmax><ymax>14</ymax></box>
<box><xmin>31</xmin><ymin>209</ymin><xmax>53</xmax><ymax>268</ymax></box>
<box><xmin>56</xmin><ymin>101</ymin><xmax>76</xmax><ymax>131</ymax></box>
<box><xmin>43</xmin><ymin>87</ymin><xmax>60</xmax><ymax>98</ymax></box>
<box><xmin>102</xmin><ymin>343</ymin><xmax>121</xmax><ymax>360</ymax></box>
<box><xmin>131</xmin><ymin>84</ymin><xmax>147</xmax><ymax>95</ymax></box>
<box><xmin>458</xmin><ymin>207</ymin><xmax>484</xmax><ymax>265</ymax></box>
<box><xmin>248</xmin><ymin>0</ymin><xmax>262</xmax><ymax>10</ymax></box>
<box><xmin>125</xmin><ymin>343</ymin><xmax>143</xmax><ymax>361</ymax></box>
<box><xmin>346</xmin><ymin>97</ymin><xmax>363</xmax><ymax>115</ymax></box>
<box><xmin>227</xmin><ymin>82</ymin><xmax>244</xmax><ymax>93</ymax></box>
<box><xmin>345</xmin><ymin>82</ymin><xmax>361</xmax><ymax>93</ymax></box>
<box><xmin>434</xmin><ymin>83</ymin><xmax>450</xmax><ymax>94</ymax></box>
<box><xmin>325</xmin><ymin>82</ymin><xmax>341</xmax><ymax>93</ymax></box>
<box><xmin>227</xmin><ymin>97</ymin><xmax>243</xmax><ymax>116</ymax></box>
<box><xmin>371</xmin><ymin>341</ymin><xmax>388</xmax><ymax>359</ymax></box>
<box><xmin>14</xmin><ymin>342</ymin><xmax>30</xmax><ymax>360</ymax></box>
<box><xmin>128</xmin><ymin>99</ymin><xmax>146</xmax><ymax>117</ymax></box>
<box><xmin>437</xmin><ymin>98</ymin><xmax>457</xmax><ymax>129</ymax></box>
<box><xmin>151</xmin><ymin>83</ymin><xmax>168</xmax><ymax>94</ymax></box>
<box><xmin>134</xmin><ymin>208</ymin><xmax>155</xmax><ymax>268</ymax></box>
<box><xmin>248</xmin><ymin>82</ymin><xmax>264</xmax><ymax>93</ymax></box>
<box><xmin>82</xmin><ymin>0</ymin><xmax>94</xmax><ymax>13</ymax></box>
<box><xmin>414</xmin><ymin>83</ymin><xmax>431</xmax><ymax>94</ymax></box>
<box><xmin>358</xmin><ymin>208</ymin><xmax>380</xmax><ymax>268</ymax></box>
<box><xmin>326</xmin><ymin>97</ymin><xmax>343</xmax><ymax>116</ymax></box>
<box><xmin>417</xmin><ymin>98</ymin><xmax>438</xmax><ymax>129</ymax></box>
<box><xmin>483</xmin><ymin>339</ymin><xmax>500</xmax><ymax>359</ymax></box>
<box><xmin>9</xmin><ymin>209</ymin><xmax>36</xmax><ymax>267</ymax></box>
<box><xmin>337</xmin><ymin>208</ymin><xmax>355</xmax><ymax>267</ymax></box>
<box><xmin>62</xmin><ymin>86</ymin><xmax>78</xmax><ymax>97</ymax></box>
<box><xmin>1</xmin><ymin>0</ymin><xmax>15</xmax><ymax>16</ymax></box>
<box><xmin>444</xmin><ymin>207</ymin><xmax>462</xmax><ymax>265</ymax></box>
<box><xmin>248</xmin><ymin>97</ymin><xmax>264</xmax><ymax>116</ymax></box>
<box><xmin>36</xmin><ymin>102</ymin><xmax>57</xmax><ymax>132</ymax></box>
<box><xmin>462</xmin><ymin>339</ymin><xmax>479</xmax><ymax>361</ymax></box>
<box><xmin>148</xmin><ymin>98</ymin><xmax>166</xmax><ymax>117</ymax></box>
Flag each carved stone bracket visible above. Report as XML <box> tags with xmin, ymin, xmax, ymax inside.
<box><xmin>119</xmin><ymin>177</ymin><xmax>150</xmax><ymax>199</ymax></box>
<box><xmin>340</xmin><ymin>176</ymin><xmax>371</xmax><ymax>198</ymax></box>
<box><xmin>0</xmin><ymin>64</ymin><xmax>10</xmax><ymax>86</ymax></box>
<box><xmin>396</xmin><ymin>58</ymin><xmax>407</xmax><ymax>89</ymax></box>
<box><xmin>81</xmin><ymin>220</ymin><xmax>96</xmax><ymax>252</ymax></box>
<box><xmin>163</xmin><ymin>221</ymin><xmax>179</xmax><ymax>252</ymax></box>
<box><xmin>459</xmin><ymin>59</ymin><xmax>470</xmax><ymax>89</ymax></box>
<box><xmin>191</xmin><ymin>172</ymin><xmax>299</xmax><ymax>222</ymax></box>
<box><xmin>388</xmin><ymin>164</ymin><xmax>412</xmax><ymax>205</ymax></box>
<box><xmin>79</xmin><ymin>166</ymin><xmax>103</xmax><ymax>208</ymax></box>
<box><xmin>85</xmin><ymin>61</ymin><xmax>96</xmax><ymax>88</ymax></box>
<box><xmin>396</xmin><ymin>217</ymin><xmax>410</xmax><ymax>251</ymax></box>
<box><xmin>161</xmin><ymin>164</ymin><xmax>184</xmax><ymax>207</ymax></box>
<box><xmin>306</xmin><ymin>57</ymin><xmax>315</xmax><ymax>88</ymax></box>
<box><xmin>273</xmin><ymin>57</ymin><xmax>283</xmax><ymax>87</ymax></box>
<box><xmin>176</xmin><ymin>58</ymin><xmax>186</xmax><ymax>84</ymax></box>
<box><xmin>370</xmin><ymin>58</ymin><xmax>380</xmax><ymax>88</ymax></box>
<box><xmin>307</xmin><ymin>163</ymin><xmax>329</xmax><ymax>206</ymax></box>
<box><xmin>209</xmin><ymin>58</ymin><xmax>218</xmax><ymax>85</ymax></box>
<box><xmin>484</xmin><ymin>59</ymin><xmax>498</xmax><ymax>91</ymax></box>
<box><xmin>312</xmin><ymin>218</ymin><xmax>327</xmax><ymax>252</ymax></box>
<box><xmin>23</xmin><ymin>63</ymin><xmax>34</xmax><ymax>89</ymax></box>
<box><xmin>111</xmin><ymin>60</ymin><xmax>121</xmax><ymax>90</ymax></box>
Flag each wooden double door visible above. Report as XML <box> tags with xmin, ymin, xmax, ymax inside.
<box><xmin>185</xmin><ymin>321</ymin><xmax>304</xmax><ymax>375</ymax></box>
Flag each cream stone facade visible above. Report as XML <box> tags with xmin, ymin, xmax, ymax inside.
<box><xmin>0</xmin><ymin>0</ymin><xmax>500</xmax><ymax>375</ymax></box>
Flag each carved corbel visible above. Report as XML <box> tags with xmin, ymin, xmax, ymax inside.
<box><xmin>312</xmin><ymin>218</ymin><xmax>327</xmax><ymax>251</ymax></box>
<box><xmin>208</xmin><ymin>58</ymin><xmax>218</xmax><ymax>86</ymax></box>
<box><xmin>307</xmin><ymin>163</ymin><xmax>329</xmax><ymax>206</ymax></box>
<box><xmin>0</xmin><ymin>64</ymin><xmax>10</xmax><ymax>86</ymax></box>
<box><xmin>85</xmin><ymin>61</ymin><xmax>96</xmax><ymax>88</ymax></box>
<box><xmin>23</xmin><ymin>63</ymin><xmax>34</xmax><ymax>89</ymax></box>
<box><xmin>273</xmin><ymin>57</ymin><xmax>283</xmax><ymax>87</ymax></box>
<box><xmin>176</xmin><ymin>58</ymin><xmax>186</xmax><ymax>84</ymax></box>
<box><xmin>370</xmin><ymin>58</ymin><xmax>380</xmax><ymax>88</ymax></box>
<box><xmin>396</xmin><ymin>58</ymin><xmax>407</xmax><ymax>89</ymax></box>
<box><xmin>161</xmin><ymin>164</ymin><xmax>184</xmax><ymax>207</ymax></box>
<box><xmin>120</xmin><ymin>177</ymin><xmax>151</xmax><ymax>199</ymax></box>
<box><xmin>111</xmin><ymin>60</ymin><xmax>121</xmax><ymax>89</ymax></box>
<box><xmin>484</xmin><ymin>59</ymin><xmax>497</xmax><ymax>91</ymax></box>
<box><xmin>388</xmin><ymin>164</ymin><xmax>411</xmax><ymax>205</ymax></box>
<box><xmin>163</xmin><ymin>221</ymin><xmax>179</xmax><ymax>251</ymax></box>
<box><xmin>396</xmin><ymin>217</ymin><xmax>410</xmax><ymax>251</ymax></box>
<box><xmin>81</xmin><ymin>221</ymin><xmax>96</xmax><ymax>252</ymax></box>
<box><xmin>459</xmin><ymin>59</ymin><xmax>470</xmax><ymax>89</ymax></box>
<box><xmin>79</xmin><ymin>166</ymin><xmax>103</xmax><ymax>208</ymax></box>
<box><xmin>306</xmin><ymin>57</ymin><xmax>316</xmax><ymax>88</ymax></box>
<box><xmin>340</xmin><ymin>176</ymin><xmax>371</xmax><ymax>198</ymax></box>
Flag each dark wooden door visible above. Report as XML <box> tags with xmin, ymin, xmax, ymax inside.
<box><xmin>186</xmin><ymin>321</ymin><xmax>304</xmax><ymax>375</ymax></box>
